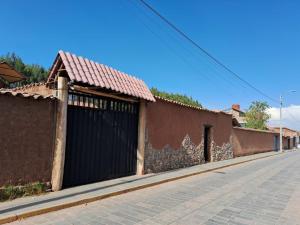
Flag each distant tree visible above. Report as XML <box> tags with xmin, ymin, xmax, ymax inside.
<box><xmin>245</xmin><ymin>101</ymin><xmax>271</xmax><ymax>130</ymax></box>
<box><xmin>0</xmin><ymin>53</ymin><xmax>48</xmax><ymax>86</ymax></box>
<box><xmin>151</xmin><ymin>87</ymin><xmax>202</xmax><ymax>108</ymax></box>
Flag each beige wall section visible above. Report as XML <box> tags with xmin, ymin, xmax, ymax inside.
<box><xmin>136</xmin><ymin>100</ymin><xmax>147</xmax><ymax>175</ymax></box>
<box><xmin>51</xmin><ymin>77</ymin><xmax>68</xmax><ymax>191</ymax></box>
<box><xmin>13</xmin><ymin>83</ymin><xmax>55</xmax><ymax>96</ymax></box>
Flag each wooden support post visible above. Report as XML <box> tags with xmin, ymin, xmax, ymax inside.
<box><xmin>51</xmin><ymin>76</ymin><xmax>68</xmax><ymax>191</ymax></box>
<box><xmin>137</xmin><ymin>100</ymin><xmax>146</xmax><ymax>175</ymax></box>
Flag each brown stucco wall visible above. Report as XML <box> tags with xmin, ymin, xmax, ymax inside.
<box><xmin>0</xmin><ymin>94</ymin><xmax>56</xmax><ymax>186</ymax></box>
<box><xmin>144</xmin><ymin>98</ymin><xmax>233</xmax><ymax>173</ymax></box>
<box><xmin>232</xmin><ymin>127</ymin><xmax>277</xmax><ymax>157</ymax></box>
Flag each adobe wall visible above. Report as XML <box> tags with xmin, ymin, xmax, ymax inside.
<box><xmin>144</xmin><ymin>98</ymin><xmax>233</xmax><ymax>173</ymax></box>
<box><xmin>232</xmin><ymin>127</ymin><xmax>277</xmax><ymax>157</ymax></box>
<box><xmin>0</xmin><ymin>94</ymin><xmax>56</xmax><ymax>186</ymax></box>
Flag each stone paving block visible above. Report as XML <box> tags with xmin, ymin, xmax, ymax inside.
<box><xmin>204</xmin><ymin>218</ymin><xmax>227</xmax><ymax>225</ymax></box>
<box><xmin>228</xmin><ymin>220</ymin><xmax>251</xmax><ymax>225</ymax></box>
<box><xmin>7</xmin><ymin>151</ymin><xmax>300</xmax><ymax>225</ymax></box>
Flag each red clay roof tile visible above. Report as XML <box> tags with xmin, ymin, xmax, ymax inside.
<box><xmin>52</xmin><ymin>51</ymin><xmax>154</xmax><ymax>101</ymax></box>
<box><xmin>0</xmin><ymin>89</ymin><xmax>55</xmax><ymax>100</ymax></box>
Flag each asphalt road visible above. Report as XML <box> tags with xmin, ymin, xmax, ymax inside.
<box><xmin>11</xmin><ymin>151</ymin><xmax>300</xmax><ymax>225</ymax></box>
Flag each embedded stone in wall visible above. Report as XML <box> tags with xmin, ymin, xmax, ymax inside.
<box><xmin>144</xmin><ymin>134</ymin><xmax>233</xmax><ymax>174</ymax></box>
<box><xmin>210</xmin><ymin>141</ymin><xmax>233</xmax><ymax>162</ymax></box>
<box><xmin>144</xmin><ymin>134</ymin><xmax>205</xmax><ymax>174</ymax></box>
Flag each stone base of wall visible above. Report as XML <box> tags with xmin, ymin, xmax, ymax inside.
<box><xmin>210</xmin><ymin>141</ymin><xmax>233</xmax><ymax>162</ymax></box>
<box><xmin>144</xmin><ymin>134</ymin><xmax>233</xmax><ymax>174</ymax></box>
<box><xmin>145</xmin><ymin>135</ymin><xmax>204</xmax><ymax>174</ymax></box>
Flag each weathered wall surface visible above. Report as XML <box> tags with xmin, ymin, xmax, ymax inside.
<box><xmin>232</xmin><ymin>127</ymin><xmax>277</xmax><ymax>157</ymax></box>
<box><xmin>0</xmin><ymin>94</ymin><xmax>56</xmax><ymax>186</ymax></box>
<box><xmin>144</xmin><ymin>98</ymin><xmax>233</xmax><ymax>173</ymax></box>
<box><xmin>12</xmin><ymin>83</ymin><xmax>55</xmax><ymax>96</ymax></box>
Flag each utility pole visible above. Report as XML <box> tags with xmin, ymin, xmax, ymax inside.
<box><xmin>279</xmin><ymin>95</ymin><xmax>283</xmax><ymax>152</ymax></box>
<box><xmin>279</xmin><ymin>90</ymin><xmax>296</xmax><ymax>152</ymax></box>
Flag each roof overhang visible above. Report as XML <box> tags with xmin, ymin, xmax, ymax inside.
<box><xmin>0</xmin><ymin>62</ymin><xmax>26</xmax><ymax>83</ymax></box>
<box><xmin>47</xmin><ymin>51</ymin><xmax>155</xmax><ymax>102</ymax></box>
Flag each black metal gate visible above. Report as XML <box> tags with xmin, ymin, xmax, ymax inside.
<box><xmin>63</xmin><ymin>91</ymin><xmax>139</xmax><ymax>188</ymax></box>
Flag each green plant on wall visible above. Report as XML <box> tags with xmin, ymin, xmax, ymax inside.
<box><xmin>151</xmin><ymin>87</ymin><xmax>202</xmax><ymax>108</ymax></box>
<box><xmin>245</xmin><ymin>101</ymin><xmax>271</xmax><ymax>130</ymax></box>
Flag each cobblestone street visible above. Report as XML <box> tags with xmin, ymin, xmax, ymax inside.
<box><xmin>11</xmin><ymin>151</ymin><xmax>300</xmax><ymax>225</ymax></box>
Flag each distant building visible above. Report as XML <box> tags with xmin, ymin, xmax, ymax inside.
<box><xmin>223</xmin><ymin>104</ymin><xmax>246</xmax><ymax>127</ymax></box>
<box><xmin>268</xmin><ymin>127</ymin><xmax>300</xmax><ymax>149</ymax></box>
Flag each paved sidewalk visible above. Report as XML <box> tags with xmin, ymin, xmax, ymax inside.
<box><xmin>0</xmin><ymin>151</ymin><xmax>283</xmax><ymax>224</ymax></box>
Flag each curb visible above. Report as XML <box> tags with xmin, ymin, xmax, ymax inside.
<box><xmin>0</xmin><ymin>152</ymin><xmax>283</xmax><ymax>224</ymax></box>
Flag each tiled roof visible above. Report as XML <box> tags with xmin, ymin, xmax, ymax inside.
<box><xmin>0</xmin><ymin>89</ymin><xmax>55</xmax><ymax>100</ymax></box>
<box><xmin>6</xmin><ymin>82</ymin><xmax>55</xmax><ymax>98</ymax></box>
<box><xmin>48</xmin><ymin>51</ymin><xmax>155</xmax><ymax>102</ymax></box>
<box><xmin>269</xmin><ymin>127</ymin><xmax>299</xmax><ymax>133</ymax></box>
<box><xmin>268</xmin><ymin>127</ymin><xmax>299</xmax><ymax>137</ymax></box>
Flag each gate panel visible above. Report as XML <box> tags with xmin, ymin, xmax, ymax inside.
<box><xmin>63</xmin><ymin>92</ymin><xmax>139</xmax><ymax>188</ymax></box>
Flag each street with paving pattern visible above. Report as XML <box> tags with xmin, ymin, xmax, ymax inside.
<box><xmin>11</xmin><ymin>151</ymin><xmax>300</xmax><ymax>225</ymax></box>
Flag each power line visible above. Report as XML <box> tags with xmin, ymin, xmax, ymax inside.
<box><xmin>283</xmin><ymin>106</ymin><xmax>300</xmax><ymax>123</ymax></box>
<box><xmin>137</xmin><ymin>0</ymin><xmax>280</xmax><ymax>104</ymax></box>
<box><xmin>124</xmin><ymin>0</ymin><xmax>241</xmax><ymax>101</ymax></box>
<box><xmin>270</xmin><ymin>104</ymin><xmax>300</xmax><ymax>124</ymax></box>
<box><xmin>128</xmin><ymin>0</ymin><xmax>254</xmax><ymax>98</ymax></box>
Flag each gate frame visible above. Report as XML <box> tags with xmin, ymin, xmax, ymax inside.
<box><xmin>137</xmin><ymin>100</ymin><xmax>146</xmax><ymax>175</ymax></box>
<box><xmin>51</xmin><ymin>81</ymin><xmax>147</xmax><ymax>191</ymax></box>
<box><xmin>51</xmin><ymin>76</ymin><xmax>68</xmax><ymax>191</ymax></box>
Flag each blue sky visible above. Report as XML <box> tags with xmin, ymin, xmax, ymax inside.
<box><xmin>1</xmin><ymin>1</ymin><xmax>299</xmax><ymax>116</ymax></box>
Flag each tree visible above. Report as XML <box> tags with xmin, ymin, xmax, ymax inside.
<box><xmin>151</xmin><ymin>87</ymin><xmax>202</xmax><ymax>108</ymax></box>
<box><xmin>245</xmin><ymin>101</ymin><xmax>271</xmax><ymax>130</ymax></box>
<box><xmin>0</xmin><ymin>53</ymin><xmax>48</xmax><ymax>86</ymax></box>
